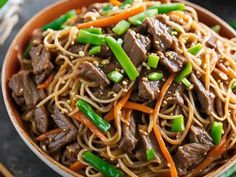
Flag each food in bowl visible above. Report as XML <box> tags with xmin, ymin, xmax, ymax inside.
<box><xmin>7</xmin><ymin>0</ymin><xmax>236</xmax><ymax>176</ymax></box>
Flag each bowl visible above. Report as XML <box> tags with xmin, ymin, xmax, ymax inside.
<box><xmin>2</xmin><ymin>0</ymin><xmax>236</xmax><ymax>176</ymax></box>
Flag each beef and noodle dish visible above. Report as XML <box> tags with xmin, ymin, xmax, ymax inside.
<box><xmin>8</xmin><ymin>0</ymin><xmax>236</xmax><ymax>176</ymax></box>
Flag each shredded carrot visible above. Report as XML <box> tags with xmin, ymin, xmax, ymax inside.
<box><xmin>71</xmin><ymin>112</ymin><xmax>107</xmax><ymax>141</ymax></box>
<box><xmin>152</xmin><ymin>73</ymin><xmax>178</xmax><ymax>177</ymax></box>
<box><xmin>35</xmin><ymin>128</ymin><xmax>61</xmax><ymax>141</ymax></box>
<box><xmin>104</xmin><ymin>108</ymin><xmax>114</xmax><ymax>121</ymax></box>
<box><xmin>114</xmin><ymin>89</ymin><xmax>133</xmax><ymax>122</ymax></box>
<box><xmin>217</xmin><ymin>63</ymin><xmax>236</xmax><ymax>78</ymax></box>
<box><xmin>124</xmin><ymin>101</ymin><xmax>154</xmax><ymax>114</ymax></box>
<box><xmin>186</xmin><ymin>136</ymin><xmax>227</xmax><ymax>177</ymax></box>
<box><xmin>76</xmin><ymin>9</ymin><xmax>82</xmax><ymax>14</ymax></box>
<box><xmin>37</xmin><ymin>75</ymin><xmax>53</xmax><ymax>89</ymax></box>
<box><xmin>109</xmin><ymin>0</ymin><xmax>121</xmax><ymax>6</ymax></box>
<box><xmin>77</xmin><ymin>5</ymin><xmax>145</xmax><ymax>29</ymax></box>
<box><xmin>69</xmin><ymin>161</ymin><xmax>86</xmax><ymax>172</ymax></box>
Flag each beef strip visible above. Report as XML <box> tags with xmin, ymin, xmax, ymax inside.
<box><xmin>123</xmin><ymin>29</ymin><xmax>151</xmax><ymax>67</ymax></box>
<box><xmin>206</xmin><ymin>33</ymin><xmax>217</xmax><ymax>49</ymax></box>
<box><xmin>79</xmin><ymin>61</ymin><xmax>110</xmax><ymax>86</ymax></box>
<box><xmin>97</xmin><ymin>45</ymin><xmax>112</xmax><ymax>58</ymax></box>
<box><xmin>65</xmin><ymin>143</ymin><xmax>80</xmax><ymax>163</ymax></box>
<box><xmin>174</xmin><ymin>126</ymin><xmax>214</xmax><ymax>176</ymax></box>
<box><xmin>158</xmin><ymin>51</ymin><xmax>187</xmax><ymax>73</ymax></box>
<box><xmin>119</xmin><ymin>114</ymin><xmax>138</xmax><ymax>153</ymax></box>
<box><xmin>9</xmin><ymin>70</ymin><xmax>46</xmax><ymax>109</ymax></box>
<box><xmin>190</xmin><ymin>73</ymin><xmax>215</xmax><ymax>115</ymax></box>
<box><xmin>48</xmin><ymin>107</ymin><xmax>77</xmax><ymax>152</ymax></box>
<box><xmin>32</xmin><ymin>29</ymin><xmax>43</xmax><ymax>46</ymax></box>
<box><xmin>68</xmin><ymin>44</ymin><xmax>85</xmax><ymax>54</ymax></box>
<box><xmin>30</xmin><ymin>44</ymin><xmax>54</xmax><ymax>84</ymax></box>
<box><xmin>138</xmin><ymin>69</ymin><xmax>164</xmax><ymax>100</ymax></box>
<box><xmin>102</xmin><ymin>57</ymin><xmax>121</xmax><ymax>74</ymax></box>
<box><xmin>144</xmin><ymin>15</ymin><xmax>175</xmax><ymax>52</ymax></box>
<box><xmin>135</xmin><ymin>125</ymin><xmax>162</xmax><ymax>163</ymax></box>
<box><xmin>163</xmin><ymin>82</ymin><xmax>185</xmax><ymax>106</ymax></box>
<box><xmin>34</xmin><ymin>106</ymin><xmax>49</xmax><ymax>133</ymax></box>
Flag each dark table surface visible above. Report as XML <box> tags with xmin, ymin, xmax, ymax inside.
<box><xmin>0</xmin><ymin>0</ymin><xmax>236</xmax><ymax>177</ymax></box>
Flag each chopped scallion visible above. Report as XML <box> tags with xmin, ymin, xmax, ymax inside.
<box><xmin>231</xmin><ymin>80</ymin><xmax>236</xmax><ymax>91</ymax></box>
<box><xmin>188</xmin><ymin>43</ymin><xmax>203</xmax><ymax>56</ymax></box>
<box><xmin>172</xmin><ymin>115</ymin><xmax>185</xmax><ymax>132</ymax></box>
<box><xmin>175</xmin><ymin>62</ymin><xmax>192</xmax><ymax>83</ymax></box>
<box><xmin>89</xmin><ymin>46</ymin><xmax>101</xmax><ymax>55</ymax></box>
<box><xmin>112</xmin><ymin>20</ymin><xmax>131</xmax><ymax>35</ymax></box>
<box><xmin>148</xmin><ymin>72</ymin><xmax>163</xmax><ymax>81</ymax></box>
<box><xmin>211</xmin><ymin>121</ymin><xmax>223</xmax><ymax>145</ymax></box>
<box><xmin>211</xmin><ymin>25</ymin><xmax>221</xmax><ymax>33</ymax></box>
<box><xmin>77</xmin><ymin>30</ymin><xmax>106</xmax><ymax>45</ymax></box>
<box><xmin>146</xmin><ymin>149</ymin><xmax>156</xmax><ymax>161</ymax></box>
<box><xmin>182</xmin><ymin>78</ymin><xmax>192</xmax><ymax>89</ymax></box>
<box><xmin>149</xmin><ymin>3</ymin><xmax>185</xmax><ymax>14</ymax></box>
<box><xmin>147</xmin><ymin>54</ymin><xmax>160</xmax><ymax>68</ymax></box>
<box><xmin>128</xmin><ymin>9</ymin><xmax>158</xmax><ymax>26</ymax></box>
<box><xmin>107</xmin><ymin>71</ymin><xmax>124</xmax><ymax>83</ymax></box>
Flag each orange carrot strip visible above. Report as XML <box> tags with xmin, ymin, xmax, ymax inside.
<box><xmin>124</xmin><ymin>101</ymin><xmax>154</xmax><ymax>114</ymax></box>
<box><xmin>37</xmin><ymin>75</ymin><xmax>53</xmax><ymax>89</ymax></box>
<box><xmin>114</xmin><ymin>89</ymin><xmax>133</xmax><ymax>121</ymax></box>
<box><xmin>109</xmin><ymin>0</ymin><xmax>121</xmax><ymax>6</ymax></box>
<box><xmin>217</xmin><ymin>63</ymin><xmax>236</xmax><ymax>78</ymax></box>
<box><xmin>71</xmin><ymin>112</ymin><xmax>107</xmax><ymax>141</ymax></box>
<box><xmin>77</xmin><ymin>5</ymin><xmax>145</xmax><ymax>29</ymax></box>
<box><xmin>76</xmin><ymin>9</ymin><xmax>82</xmax><ymax>14</ymax></box>
<box><xmin>152</xmin><ymin>73</ymin><xmax>178</xmax><ymax>177</ymax></box>
<box><xmin>186</xmin><ymin>136</ymin><xmax>227</xmax><ymax>177</ymax></box>
<box><xmin>104</xmin><ymin>108</ymin><xmax>114</xmax><ymax>121</ymax></box>
<box><xmin>69</xmin><ymin>161</ymin><xmax>86</xmax><ymax>172</ymax></box>
<box><xmin>35</xmin><ymin>128</ymin><xmax>61</xmax><ymax>141</ymax></box>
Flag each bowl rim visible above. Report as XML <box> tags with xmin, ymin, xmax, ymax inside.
<box><xmin>2</xmin><ymin>0</ymin><xmax>236</xmax><ymax>177</ymax></box>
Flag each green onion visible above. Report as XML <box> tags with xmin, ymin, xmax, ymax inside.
<box><xmin>146</xmin><ymin>149</ymin><xmax>156</xmax><ymax>161</ymax></box>
<box><xmin>112</xmin><ymin>20</ymin><xmax>131</xmax><ymax>35</ymax></box>
<box><xmin>83</xmin><ymin>28</ymin><xmax>103</xmax><ymax>34</ymax></box>
<box><xmin>172</xmin><ymin>115</ymin><xmax>185</xmax><ymax>132</ymax></box>
<box><xmin>0</xmin><ymin>0</ymin><xmax>8</xmax><ymax>9</ymax></box>
<box><xmin>148</xmin><ymin>72</ymin><xmax>163</xmax><ymax>81</ymax></box>
<box><xmin>147</xmin><ymin>54</ymin><xmax>160</xmax><ymax>69</ymax></box>
<box><xmin>61</xmin><ymin>25</ymin><xmax>71</xmax><ymax>29</ymax></box>
<box><xmin>76</xmin><ymin>100</ymin><xmax>111</xmax><ymax>132</ymax></box>
<box><xmin>77</xmin><ymin>30</ymin><xmax>106</xmax><ymax>45</ymax></box>
<box><xmin>120</xmin><ymin>0</ymin><xmax>133</xmax><ymax>9</ymax></box>
<box><xmin>102</xmin><ymin>4</ymin><xmax>113</xmax><ymax>14</ymax></box>
<box><xmin>182</xmin><ymin>78</ymin><xmax>192</xmax><ymax>89</ymax></box>
<box><xmin>211</xmin><ymin>121</ymin><xmax>223</xmax><ymax>145</ymax></box>
<box><xmin>229</xmin><ymin>21</ymin><xmax>236</xmax><ymax>30</ymax></box>
<box><xmin>231</xmin><ymin>80</ymin><xmax>236</xmax><ymax>91</ymax></box>
<box><xmin>105</xmin><ymin>36</ymin><xmax>139</xmax><ymax>81</ymax></box>
<box><xmin>89</xmin><ymin>46</ymin><xmax>101</xmax><ymax>56</ymax></box>
<box><xmin>42</xmin><ymin>10</ymin><xmax>76</xmax><ymax>30</ymax></box>
<box><xmin>188</xmin><ymin>43</ymin><xmax>203</xmax><ymax>56</ymax></box>
<box><xmin>22</xmin><ymin>41</ymin><xmax>33</xmax><ymax>59</ymax></box>
<box><xmin>107</xmin><ymin>71</ymin><xmax>124</xmax><ymax>83</ymax></box>
<box><xmin>175</xmin><ymin>62</ymin><xmax>192</xmax><ymax>83</ymax></box>
<box><xmin>82</xmin><ymin>151</ymin><xmax>125</xmax><ymax>177</ymax></box>
<box><xmin>117</xmin><ymin>38</ymin><xmax>124</xmax><ymax>46</ymax></box>
<box><xmin>128</xmin><ymin>9</ymin><xmax>158</xmax><ymax>26</ymax></box>
<box><xmin>211</xmin><ymin>25</ymin><xmax>221</xmax><ymax>33</ymax></box>
<box><xmin>219</xmin><ymin>163</ymin><xmax>236</xmax><ymax>177</ymax></box>
<box><xmin>149</xmin><ymin>3</ymin><xmax>185</xmax><ymax>14</ymax></box>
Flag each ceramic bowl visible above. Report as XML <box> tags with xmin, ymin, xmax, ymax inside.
<box><xmin>2</xmin><ymin>0</ymin><xmax>236</xmax><ymax>176</ymax></box>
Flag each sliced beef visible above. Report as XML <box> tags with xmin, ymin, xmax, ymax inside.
<box><xmin>9</xmin><ymin>70</ymin><xmax>46</xmax><ymax>109</ymax></box>
<box><xmin>34</xmin><ymin>106</ymin><xmax>49</xmax><ymax>133</ymax></box>
<box><xmin>65</xmin><ymin>143</ymin><xmax>80</xmax><ymax>163</ymax></box>
<box><xmin>32</xmin><ymin>29</ymin><xmax>43</xmax><ymax>45</ymax></box>
<box><xmin>158</xmin><ymin>51</ymin><xmax>187</xmax><ymax>73</ymax></box>
<box><xmin>174</xmin><ymin>126</ymin><xmax>213</xmax><ymax>176</ymax></box>
<box><xmin>206</xmin><ymin>34</ymin><xmax>217</xmax><ymax>49</ymax></box>
<box><xmin>163</xmin><ymin>82</ymin><xmax>185</xmax><ymax>106</ymax></box>
<box><xmin>136</xmin><ymin>125</ymin><xmax>162</xmax><ymax>162</ymax></box>
<box><xmin>190</xmin><ymin>126</ymin><xmax>214</xmax><ymax>147</ymax></box>
<box><xmin>30</xmin><ymin>44</ymin><xmax>54</xmax><ymax>84</ymax></box>
<box><xmin>190</xmin><ymin>73</ymin><xmax>215</xmax><ymax>115</ymax></box>
<box><xmin>144</xmin><ymin>15</ymin><xmax>175</xmax><ymax>52</ymax></box>
<box><xmin>174</xmin><ymin>143</ymin><xmax>212</xmax><ymax>176</ymax></box>
<box><xmin>138</xmin><ymin>79</ymin><xmax>162</xmax><ymax>100</ymax></box>
<box><xmin>48</xmin><ymin>107</ymin><xmax>77</xmax><ymax>152</ymax></box>
<box><xmin>123</xmin><ymin>29</ymin><xmax>151</xmax><ymax>67</ymax></box>
<box><xmin>97</xmin><ymin>45</ymin><xmax>112</xmax><ymax>58</ymax></box>
<box><xmin>79</xmin><ymin>61</ymin><xmax>110</xmax><ymax>86</ymax></box>
<box><xmin>102</xmin><ymin>57</ymin><xmax>121</xmax><ymax>74</ymax></box>
<box><xmin>119</xmin><ymin>114</ymin><xmax>137</xmax><ymax>153</ymax></box>
<box><xmin>68</xmin><ymin>44</ymin><xmax>85</xmax><ymax>54</ymax></box>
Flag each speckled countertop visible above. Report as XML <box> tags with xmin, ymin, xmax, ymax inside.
<box><xmin>0</xmin><ymin>0</ymin><xmax>236</xmax><ymax>177</ymax></box>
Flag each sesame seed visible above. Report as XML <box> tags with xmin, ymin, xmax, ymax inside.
<box><xmin>79</xmin><ymin>51</ymin><xmax>85</xmax><ymax>57</ymax></box>
<box><xmin>101</xmin><ymin>59</ymin><xmax>110</xmax><ymax>65</ymax></box>
<box><xmin>122</xmin><ymin>80</ymin><xmax>128</xmax><ymax>85</ymax></box>
<box><xmin>93</xmin><ymin>61</ymin><xmax>99</xmax><ymax>67</ymax></box>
